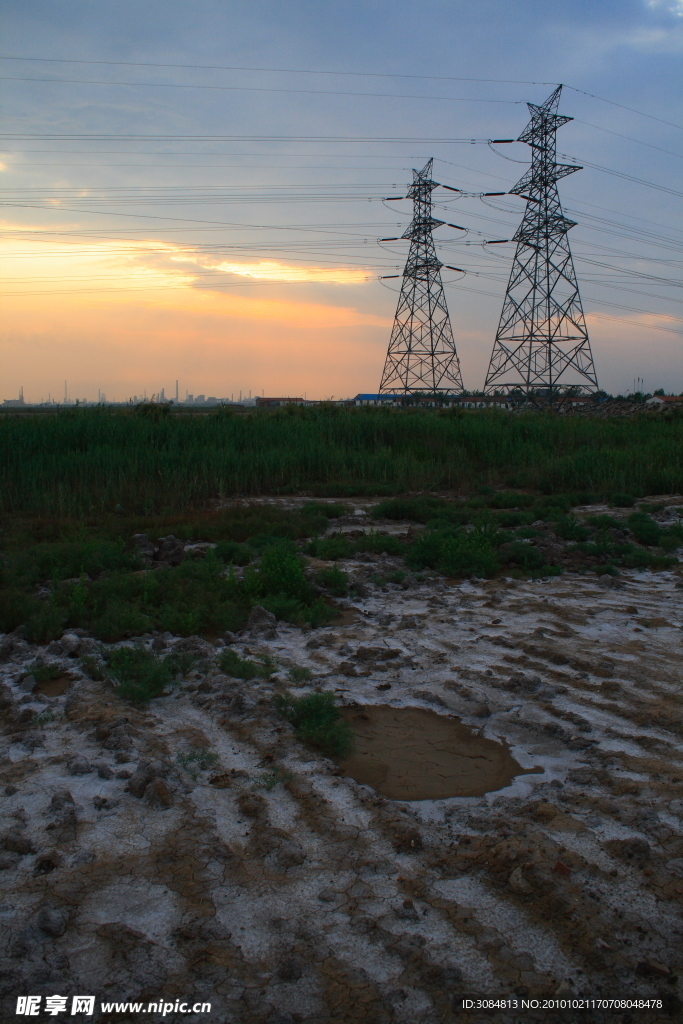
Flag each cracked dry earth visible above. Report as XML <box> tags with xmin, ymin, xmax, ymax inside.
<box><xmin>2</xmin><ymin>550</ymin><xmax>683</xmax><ymax>1023</ymax></box>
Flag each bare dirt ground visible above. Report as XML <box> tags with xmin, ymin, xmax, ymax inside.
<box><xmin>1</xmin><ymin>503</ymin><xmax>683</xmax><ymax>1024</ymax></box>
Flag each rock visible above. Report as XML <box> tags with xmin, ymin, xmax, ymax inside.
<box><xmin>156</xmin><ymin>535</ymin><xmax>186</xmax><ymax>566</ymax></box>
<box><xmin>247</xmin><ymin>605</ymin><xmax>277</xmax><ymax>631</ymax></box>
<box><xmin>34</xmin><ymin>851</ymin><xmax>61</xmax><ymax>873</ymax></box>
<box><xmin>375</xmin><ymin>682</ymin><xmax>392</xmax><ymax>691</ymax></box>
<box><xmin>508</xmin><ymin>866</ymin><xmax>534</xmax><ymax>894</ymax></box>
<box><xmin>339</xmin><ymin>661</ymin><xmax>359</xmax><ymax>677</ymax></box>
<box><xmin>19</xmin><ymin>674</ymin><xmax>37</xmax><ymax>693</ymax></box>
<box><xmin>534</xmin><ymin>802</ymin><xmax>559</xmax><ymax>822</ymax></box>
<box><xmin>93</xmin><ymin>796</ymin><xmax>119</xmax><ymax>811</ymax></box>
<box><xmin>173</xmin><ymin>635</ymin><xmax>211</xmax><ymax>655</ymax></box>
<box><xmin>36</xmin><ymin>905</ymin><xmax>68</xmax><ymax>937</ymax></box>
<box><xmin>391</xmin><ymin>828</ymin><xmax>423</xmax><ymax>854</ymax></box>
<box><xmin>127</xmin><ymin>534</ymin><xmax>156</xmax><ymax>560</ymax></box>
<box><xmin>96</xmin><ymin>763</ymin><xmax>114</xmax><ymax>780</ymax></box>
<box><xmin>604</xmin><ymin>837</ymin><xmax>650</xmax><ymax>868</ymax></box>
<box><xmin>46</xmin><ymin>640</ymin><xmax>64</xmax><ymax>655</ymax></box>
<box><xmin>144</xmin><ymin>778</ymin><xmax>174</xmax><ymax>808</ymax></box>
<box><xmin>59</xmin><ymin>633</ymin><xmax>81</xmax><ymax>657</ymax></box>
<box><xmin>102</xmin><ymin>724</ymin><xmax>133</xmax><ymax>752</ymax></box>
<box><xmin>127</xmin><ymin>759</ymin><xmax>164</xmax><ymax>798</ymax></box>
<box><xmin>151</xmin><ymin>637</ymin><xmax>167</xmax><ymax>652</ymax></box>
<box><xmin>553</xmin><ymin>860</ymin><xmax>571</xmax><ymax>877</ymax></box>
<box><xmin>5</xmin><ymin>785</ymin><xmax>18</xmax><ymax>795</ymax></box>
<box><xmin>0</xmin><ymin>851</ymin><xmax>20</xmax><ymax>870</ymax></box>
<box><xmin>356</xmin><ymin>645</ymin><xmax>402</xmax><ymax>661</ymax></box>
<box><xmin>4</xmin><ymin>833</ymin><xmax>34</xmax><ymax>855</ymax></box>
<box><xmin>223</xmin><ymin>631</ymin><xmax>237</xmax><ymax>644</ymax></box>
<box><xmin>50</xmin><ymin>790</ymin><xmax>75</xmax><ymax>813</ymax></box>
<box><xmin>68</xmin><ymin>756</ymin><xmax>92</xmax><ymax>775</ymax></box>
<box><xmin>116</xmin><ymin>770</ymin><xmax>132</xmax><ymax>779</ymax></box>
<box><xmin>637</xmin><ymin>958</ymin><xmax>671</xmax><ymax>978</ymax></box>
<box><xmin>208</xmin><ymin>772</ymin><xmax>232</xmax><ymax>789</ymax></box>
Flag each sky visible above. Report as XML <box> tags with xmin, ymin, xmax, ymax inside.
<box><xmin>1</xmin><ymin>0</ymin><xmax>682</xmax><ymax>402</ymax></box>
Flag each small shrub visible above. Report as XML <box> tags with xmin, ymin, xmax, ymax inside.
<box><xmin>105</xmin><ymin>644</ymin><xmax>174</xmax><ymax>702</ymax></box>
<box><xmin>499</xmin><ymin>541</ymin><xmax>547</xmax><ymax>572</ymax></box>
<box><xmin>218</xmin><ymin>648</ymin><xmax>275</xmax><ymax>680</ymax></box>
<box><xmin>627</xmin><ymin>512</ymin><xmax>661</xmax><ymax>546</ymax></box>
<box><xmin>306</xmin><ymin>535</ymin><xmax>354</xmax><ymax>560</ymax></box>
<box><xmin>315</xmin><ymin>566</ymin><xmax>348</xmax><ymax>596</ymax></box>
<box><xmin>165</xmin><ymin>650</ymin><xmax>199</xmax><ymax>677</ymax></box>
<box><xmin>485</xmin><ymin>491</ymin><xmax>536</xmax><ymax>509</ymax></box>
<box><xmin>610</xmin><ymin>493</ymin><xmax>636</xmax><ymax>508</ymax></box>
<box><xmin>371</xmin><ymin>496</ymin><xmax>451</xmax><ymax>522</ymax></box>
<box><xmin>35</xmin><ymin>708</ymin><xmax>55</xmax><ymax>726</ymax></box>
<box><xmin>79</xmin><ymin>654</ymin><xmax>105</xmax><ymax>680</ymax></box>
<box><xmin>586</xmin><ymin>514</ymin><xmax>622</xmax><ymax>531</ymax></box>
<box><xmin>23</xmin><ymin>662</ymin><xmax>63</xmax><ymax>683</ymax></box>
<box><xmin>251</xmin><ymin>767</ymin><xmax>292</xmax><ymax>791</ymax></box>
<box><xmin>274</xmin><ymin>691</ymin><xmax>353</xmax><ymax>757</ymax></box>
<box><xmin>554</xmin><ymin>514</ymin><xmax>590</xmax><ymax>541</ymax></box>
<box><xmin>408</xmin><ymin>527</ymin><xmax>499</xmax><ymax>578</ymax></box>
<box><xmin>177</xmin><ymin>748</ymin><xmax>220</xmax><ymax>778</ymax></box>
<box><xmin>214</xmin><ymin>541</ymin><xmax>252</xmax><ymax>565</ymax></box>
<box><xmin>595</xmin><ymin>563</ymin><xmax>619</xmax><ymax>576</ymax></box>
<box><xmin>355</xmin><ymin>532</ymin><xmax>405</xmax><ymax>556</ymax></box>
<box><xmin>493</xmin><ymin>510</ymin><xmax>534</xmax><ymax>528</ymax></box>
<box><xmin>299</xmin><ymin>501</ymin><xmax>349</xmax><ymax>519</ymax></box>
<box><xmin>659</xmin><ymin>524</ymin><xmax>683</xmax><ymax>550</ymax></box>
<box><xmin>256</xmin><ymin>541</ymin><xmax>312</xmax><ymax>600</ymax></box>
<box><xmin>288</xmin><ymin>665</ymin><xmax>313</xmax><ymax>683</ymax></box>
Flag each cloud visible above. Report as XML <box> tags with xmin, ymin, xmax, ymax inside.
<box><xmin>646</xmin><ymin>0</ymin><xmax>683</xmax><ymax>15</ymax></box>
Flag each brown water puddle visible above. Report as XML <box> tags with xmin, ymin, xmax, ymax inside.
<box><xmin>33</xmin><ymin>676</ymin><xmax>72</xmax><ymax>697</ymax></box>
<box><xmin>336</xmin><ymin>705</ymin><xmax>542</xmax><ymax>801</ymax></box>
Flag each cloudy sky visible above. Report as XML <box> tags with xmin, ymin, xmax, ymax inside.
<box><xmin>1</xmin><ymin>0</ymin><xmax>682</xmax><ymax>402</ymax></box>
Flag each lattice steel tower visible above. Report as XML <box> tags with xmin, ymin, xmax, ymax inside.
<box><xmin>379</xmin><ymin>159</ymin><xmax>464</xmax><ymax>397</ymax></box>
<box><xmin>484</xmin><ymin>86</ymin><xmax>598</xmax><ymax>396</ymax></box>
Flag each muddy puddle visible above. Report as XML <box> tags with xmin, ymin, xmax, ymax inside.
<box><xmin>33</xmin><ymin>676</ymin><xmax>72</xmax><ymax>697</ymax></box>
<box><xmin>336</xmin><ymin>705</ymin><xmax>542</xmax><ymax>800</ymax></box>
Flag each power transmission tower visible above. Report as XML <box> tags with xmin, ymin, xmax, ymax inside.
<box><xmin>484</xmin><ymin>86</ymin><xmax>598</xmax><ymax>398</ymax></box>
<box><xmin>379</xmin><ymin>159</ymin><xmax>464</xmax><ymax>399</ymax></box>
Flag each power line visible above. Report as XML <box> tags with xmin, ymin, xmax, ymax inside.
<box><xmin>0</xmin><ymin>54</ymin><xmax>554</xmax><ymax>86</ymax></box>
<box><xmin>0</xmin><ymin>75</ymin><xmax>522</xmax><ymax>104</ymax></box>
<box><xmin>2</xmin><ymin>54</ymin><xmax>680</xmax><ymax>132</ymax></box>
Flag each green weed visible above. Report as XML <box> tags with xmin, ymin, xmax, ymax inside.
<box><xmin>407</xmin><ymin>525</ymin><xmax>499</xmax><ymax>578</ymax></box>
<box><xmin>177</xmin><ymin>748</ymin><xmax>220</xmax><ymax>779</ymax></box>
<box><xmin>315</xmin><ymin>566</ymin><xmax>348</xmax><ymax>597</ymax></box>
<box><xmin>288</xmin><ymin>665</ymin><xmax>313</xmax><ymax>683</ymax></box>
<box><xmin>23</xmin><ymin>662</ymin><xmax>63</xmax><ymax>684</ymax></box>
<box><xmin>218</xmin><ymin>648</ymin><xmax>275</xmax><ymax>680</ymax></box>
<box><xmin>79</xmin><ymin>654</ymin><xmax>106</xmax><ymax>680</ymax></box>
<box><xmin>299</xmin><ymin>501</ymin><xmax>349</xmax><ymax>518</ymax></box>
<box><xmin>251</xmin><ymin>767</ymin><xmax>292</xmax><ymax>791</ymax></box>
<box><xmin>105</xmin><ymin>645</ymin><xmax>175</xmax><ymax>702</ymax></box>
<box><xmin>274</xmin><ymin>691</ymin><xmax>353</xmax><ymax>757</ymax></box>
<box><xmin>627</xmin><ymin>511</ymin><xmax>661</xmax><ymax>546</ymax></box>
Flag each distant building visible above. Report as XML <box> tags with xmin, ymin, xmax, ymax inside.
<box><xmin>3</xmin><ymin>387</ymin><xmax>24</xmax><ymax>407</ymax></box>
<box><xmin>256</xmin><ymin>397</ymin><xmax>305</xmax><ymax>408</ymax></box>
<box><xmin>646</xmin><ymin>395</ymin><xmax>683</xmax><ymax>408</ymax></box>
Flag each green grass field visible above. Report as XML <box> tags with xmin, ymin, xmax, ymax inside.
<box><xmin>1</xmin><ymin>406</ymin><xmax>681</xmax><ymax>645</ymax></box>
<box><xmin>1</xmin><ymin>405</ymin><xmax>682</xmax><ymax>516</ymax></box>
